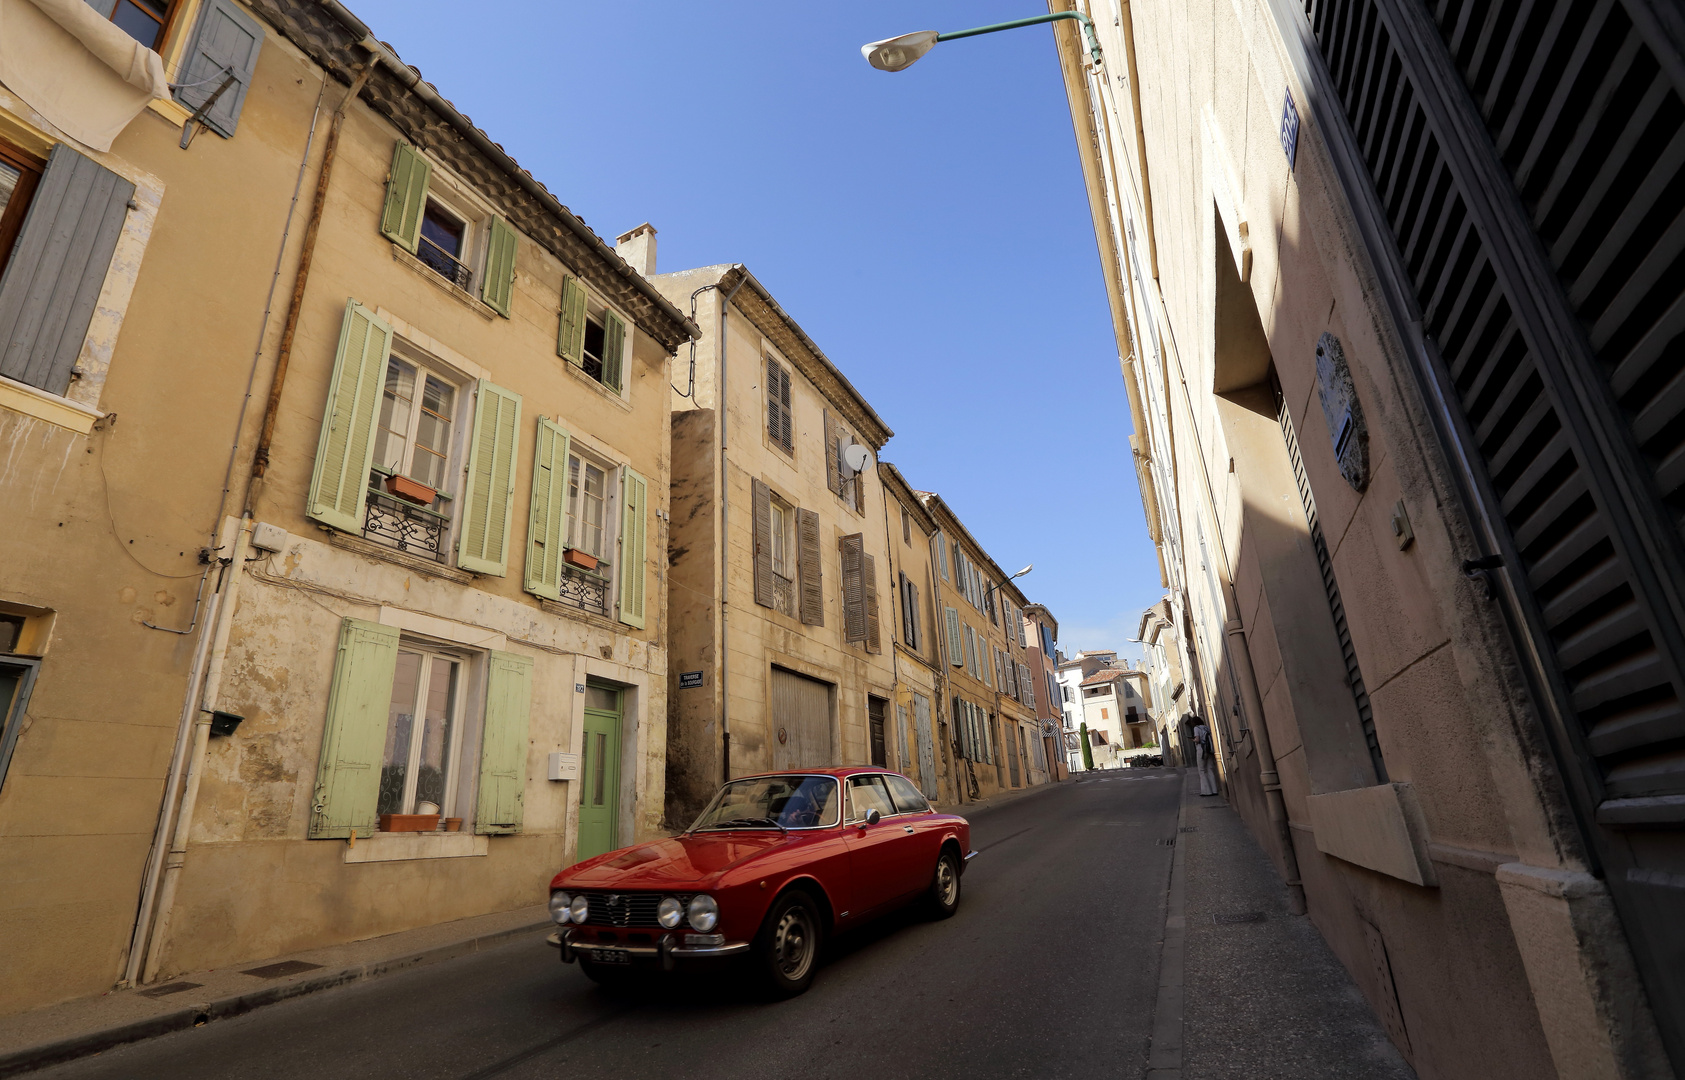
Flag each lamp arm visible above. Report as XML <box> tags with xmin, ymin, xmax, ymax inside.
<box><xmin>936</xmin><ymin>11</ymin><xmax>1102</xmax><ymax>66</ymax></box>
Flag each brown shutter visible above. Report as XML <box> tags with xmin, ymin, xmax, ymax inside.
<box><xmin>909</xmin><ymin>581</ymin><xmax>921</xmax><ymax>651</ymax></box>
<box><xmin>752</xmin><ymin>478</ymin><xmax>774</xmax><ymax>608</ymax></box>
<box><xmin>778</xmin><ymin>364</ymin><xmax>793</xmax><ymax>452</ymax></box>
<box><xmin>797</xmin><ymin>508</ymin><xmax>823</xmax><ymax>625</ymax></box>
<box><xmin>823</xmin><ymin>409</ymin><xmax>840</xmax><ymax>495</ymax></box>
<box><xmin>864</xmin><ymin>552</ymin><xmax>881</xmax><ymax>653</ymax></box>
<box><xmin>841</xmin><ymin>533</ymin><xmax>866</xmax><ymax>642</ymax></box>
<box><xmin>899</xmin><ymin>571</ymin><xmax>914</xmax><ymax>645</ymax></box>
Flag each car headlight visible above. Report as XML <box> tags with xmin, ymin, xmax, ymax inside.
<box><xmin>548</xmin><ymin>891</ymin><xmax>572</xmax><ymax>925</ymax></box>
<box><xmin>568</xmin><ymin>894</ymin><xmax>591</xmax><ymax>925</ymax></box>
<box><xmin>657</xmin><ymin>896</ymin><xmax>684</xmax><ymax>929</ymax></box>
<box><xmin>687</xmin><ymin>894</ymin><xmax>719</xmax><ymax>932</ymax></box>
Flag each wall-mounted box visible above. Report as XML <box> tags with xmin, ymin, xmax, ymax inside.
<box><xmin>548</xmin><ymin>752</ymin><xmax>579</xmax><ymax>781</ymax></box>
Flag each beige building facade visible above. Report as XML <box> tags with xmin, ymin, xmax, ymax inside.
<box><xmin>1053</xmin><ymin>0</ymin><xmax>1679</xmax><ymax>1072</ymax></box>
<box><xmin>877</xmin><ymin>463</ymin><xmax>948</xmax><ymax>804</ymax></box>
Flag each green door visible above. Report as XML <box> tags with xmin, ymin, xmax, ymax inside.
<box><xmin>577</xmin><ymin>683</ymin><xmax>622</xmax><ymax>861</ymax></box>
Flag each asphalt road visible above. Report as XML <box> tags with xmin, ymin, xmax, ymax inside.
<box><xmin>40</xmin><ymin>772</ymin><xmax>1181</xmax><ymax>1080</ymax></box>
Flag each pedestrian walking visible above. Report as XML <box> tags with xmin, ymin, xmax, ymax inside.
<box><xmin>1194</xmin><ymin>722</ymin><xmax>1218</xmax><ymax>796</ymax></box>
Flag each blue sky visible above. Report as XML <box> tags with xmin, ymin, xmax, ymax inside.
<box><xmin>350</xmin><ymin>0</ymin><xmax>1160</xmax><ymax>661</ymax></box>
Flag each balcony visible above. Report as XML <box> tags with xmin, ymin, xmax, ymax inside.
<box><xmin>363</xmin><ymin>483</ymin><xmax>450</xmax><ymax>562</ymax></box>
<box><xmin>416</xmin><ymin>235</ymin><xmax>471</xmax><ymax>290</ymax></box>
<box><xmin>550</xmin><ymin>561</ymin><xmax>610</xmax><ymax>618</ymax></box>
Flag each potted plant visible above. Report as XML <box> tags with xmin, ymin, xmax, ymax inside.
<box><xmin>385</xmin><ymin>474</ymin><xmax>436</xmax><ymax>505</ymax></box>
<box><xmin>562</xmin><ymin>548</ymin><xmax>598</xmax><ymax>571</ymax></box>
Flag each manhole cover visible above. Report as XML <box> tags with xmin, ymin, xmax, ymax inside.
<box><xmin>138</xmin><ymin>981</ymin><xmax>202</xmax><ymax>998</ymax></box>
<box><xmin>241</xmin><ymin>960</ymin><xmax>323</xmax><ymax>979</ymax></box>
<box><xmin>1213</xmin><ymin>911</ymin><xmax>1265</xmax><ymax>925</ymax></box>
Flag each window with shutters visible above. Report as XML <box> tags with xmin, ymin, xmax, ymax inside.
<box><xmin>363</xmin><ymin>344</ymin><xmax>467</xmax><ymax>563</ymax></box>
<box><xmin>767</xmin><ymin>495</ymin><xmax>796</xmax><ymax>617</ymax></box>
<box><xmin>377</xmin><ymin>645</ymin><xmax>467</xmax><ymax>822</ymax></box>
<box><xmin>765</xmin><ymin>356</ymin><xmax>793</xmax><ymax>455</ymax></box>
<box><xmin>379</xmin><ymin>143</ymin><xmax>518</xmax><ymax>318</ymax></box>
<box><xmin>87</xmin><ymin>0</ymin><xmax>175</xmax><ymax>48</ymax></box>
<box><xmin>416</xmin><ymin>201</ymin><xmax>471</xmax><ymax>289</ymax></box>
<box><xmin>0</xmin><ymin>139</ymin><xmax>43</xmax><ymax>282</ymax></box>
<box><xmin>546</xmin><ymin>443</ymin><xmax>620</xmax><ymax>617</ymax></box>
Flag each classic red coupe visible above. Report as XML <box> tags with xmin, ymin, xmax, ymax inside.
<box><xmin>546</xmin><ymin>767</ymin><xmax>973</xmax><ymax>996</ymax></box>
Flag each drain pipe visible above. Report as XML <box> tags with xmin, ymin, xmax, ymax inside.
<box><xmin>717</xmin><ymin>270</ymin><xmax>747</xmax><ymax>784</ymax></box>
<box><xmin>1225</xmin><ymin>615</ymin><xmax>1305</xmax><ymax>914</ymax></box>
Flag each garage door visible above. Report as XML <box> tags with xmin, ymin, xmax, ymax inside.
<box><xmin>770</xmin><ymin>667</ymin><xmax>833</xmax><ymax>770</ymax></box>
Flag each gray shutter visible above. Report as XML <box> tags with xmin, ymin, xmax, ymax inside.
<box><xmin>909</xmin><ymin>581</ymin><xmax>920</xmax><ymax>651</ymax></box>
<box><xmin>900</xmin><ymin>572</ymin><xmax>914</xmax><ymax>645</ymax></box>
<box><xmin>778</xmin><ymin>365</ymin><xmax>793</xmax><ymax>451</ymax></box>
<box><xmin>863</xmin><ymin>552</ymin><xmax>881</xmax><ymax>654</ymax></box>
<box><xmin>823</xmin><ymin>408</ymin><xmax>840</xmax><ymax>495</ymax></box>
<box><xmin>602</xmin><ymin>312</ymin><xmax>626</xmax><ymax>392</ymax></box>
<box><xmin>172</xmin><ymin>0</ymin><xmax>264</xmax><ymax>139</ymax></box>
<box><xmin>946</xmin><ymin>607</ymin><xmax>963</xmax><ymax>667</ymax></box>
<box><xmin>797</xmin><ymin>508</ymin><xmax>823</xmax><ymax>625</ymax></box>
<box><xmin>1020</xmin><ymin>663</ymin><xmax>1035</xmax><ymax>708</ymax></box>
<box><xmin>841</xmin><ymin>533</ymin><xmax>867</xmax><ymax>642</ymax></box>
<box><xmin>752</xmin><ymin>479</ymin><xmax>774</xmax><ymax>608</ymax></box>
<box><xmin>0</xmin><ymin>145</ymin><xmax>132</xmax><ymax>395</ymax></box>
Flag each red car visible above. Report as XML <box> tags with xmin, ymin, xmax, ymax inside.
<box><xmin>545</xmin><ymin>767</ymin><xmax>973</xmax><ymax>996</ymax></box>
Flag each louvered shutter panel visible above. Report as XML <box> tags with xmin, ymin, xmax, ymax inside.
<box><xmin>863</xmin><ymin>552</ymin><xmax>881</xmax><ymax>653</ymax></box>
<box><xmin>481</xmin><ymin>216</ymin><xmax>518</xmax><ymax>317</ymax></box>
<box><xmin>379</xmin><ymin>142</ymin><xmax>430</xmax><ymax>252</ymax></box>
<box><xmin>306</xmin><ymin>300</ymin><xmax>392</xmax><ymax>533</ymax></box>
<box><xmin>823</xmin><ymin>409</ymin><xmax>841</xmax><ymax>495</ymax></box>
<box><xmin>602</xmin><ymin>312</ymin><xmax>626</xmax><ymax>392</ymax></box>
<box><xmin>476</xmin><ymin>650</ymin><xmax>532</xmax><ymax>834</ymax></box>
<box><xmin>952</xmin><ymin>697</ymin><xmax>967</xmax><ymax>759</ymax></box>
<box><xmin>617</xmin><ymin>467</ymin><xmax>648</xmax><ymax>629</ymax></box>
<box><xmin>797</xmin><ymin>508</ymin><xmax>823</xmax><ymax>625</ymax></box>
<box><xmin>980</xmin><ymin>635</ymin><xmax>991</xmax><ymax>688</ymax></box>
<box><xmin>172</xmin><ymin>0</ymin><xmax>264</xmax><ymax>139</ymax></box>
<box><xmin>1021</xmin><ymin>664</ymin><xmax>1036</xmax><ymax>708</ymax></box>
<box><xmin>0</xmin><ymin>145</ymin><xmax>132</xmax><ymax>395</ymax></box>
<box><xmin>523</xmin><ymin>418</ymin><xmax>571</xmax><ymax>599</ymax></box>
<box><xmin>309</xmin><ymin>619</ymin><xmax>400</xmax><ymax>839</ymax></box>
<box><xmin>557</xmin><ymin>276</ymin><xmax>587</xmax><ymax>365</ymax></box>
<box><xmin>946</xmin><ymin>607</ymin><xmax>963</xmax><ymax>667</ymax></box>
<box><xmin>778</xmin><ymin>366</ymin><xmax>793</xmax><ymax>451</ymax></box>
<box><xmin>457</xmin><ymin>380</ymin><xmax>522</xmax><ymax>575</ymax></box>
<box><xmin>934</xmin><ymin>532</ymin><xmax>949</xmax><ymax>579</ymax></box>
<box><xmin>909</xmin><ymin>581</ymin><xmax>921</xmax><ymax>650</ymax></box>
<box><xmin>752</xmin><ymin>479</ymin><xmax>775</xmax><ymax>608</ymax></box>
<box><xmin>899</xmin><ymin>572</ymin><xmax>914</xmax><ymax>645</ymax></box>
<box><xmin>841</xmin><ymin>533</ymin><xmax>867</xmax><ymax>642</ymax></box>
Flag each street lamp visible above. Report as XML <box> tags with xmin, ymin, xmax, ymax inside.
<box><xmin>861</xmin><ymin>12</ymin><xmax>1103</xmax><ymax>73</ymax></box>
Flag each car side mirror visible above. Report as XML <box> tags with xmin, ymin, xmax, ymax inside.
<box><xmin>863</xmin><ymin>808</ymin><xmax>881</xmax><ymax>826</ymax></box>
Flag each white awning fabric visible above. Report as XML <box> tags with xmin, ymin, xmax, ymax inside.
<box><xmin>0</xmin><ymin>0</ymin><xmax>168</xmax><ymax>152</ymax></box>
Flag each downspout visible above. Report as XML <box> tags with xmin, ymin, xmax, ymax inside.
<box><xmin>1226</xmin><ymin>614</ymin><xmax>1306</xmax><ymax>914</ymax></box>
<box><xmin>877</xmin><ymin>477</ymin><xmax>903</xmax><ymax>772</ymax></box>
<box><xmin>717</xmin><ymin>271</ymin><xmax>747</xmax><ymax>785</ymax></box>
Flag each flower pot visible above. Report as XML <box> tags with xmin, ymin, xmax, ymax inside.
<box><xmin>562</xmin><ymin>548</ymin><xmax>598</xmax><ymax>571</ymax></box>
<box><xmin>385</xmin><ymin>474</ymin><xmax>436</xmax><ymax>505</ymax></box>
<box><xmin>378</xmin><ymin>813</ymin><xmax>439</xmax><ymax>833</ymax></box>
<box><xmin>443</xmin><ymin>817</ymin><xmax>463</xmax><ymax>832</ymax></box>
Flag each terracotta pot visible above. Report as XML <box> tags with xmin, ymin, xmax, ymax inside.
<box><xmin>378</xmin><ymin>813</ymin><xmax>439</xmax><ymax>833</ymax></box>
<box><xmin>385</xmin><ymin>474</ymin><xmax>436</xmax><ymax>505</ymax></box>
<box><xmin>562</xmin><ymin>548</ymin><xmax>598</xmax><ymax>571</ymax></box>
<box><xmin>443</xmin><ymin>817</ymin><xmax>463</xmax><ymax>832</ymax></box>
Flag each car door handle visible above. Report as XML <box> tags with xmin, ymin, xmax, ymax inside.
<box><xmin>903</xmin><ymin>826</ymin><xmax>914</xmax><ymax>834</ymax></box>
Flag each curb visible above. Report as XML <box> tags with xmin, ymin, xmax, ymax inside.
<box><xmin>1145</xmin><ymin>769</ymin><xmax>1190</xmax><ymax>1079</ymax></box>
<box><xmin>0</xmin><ymin>920</ymin><xmax>553</xmax><ymax>1078</ymax></box>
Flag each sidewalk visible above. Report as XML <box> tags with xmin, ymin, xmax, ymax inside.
<box><xmin>1147</xmin><ymin>769</ymin><xmax>1416</xmax><ymax>1079</ymax></box>
<box><xmin>0</xmin><ymin>903</ymin><xmax>551</xmax><ymax>1078</ymax></box>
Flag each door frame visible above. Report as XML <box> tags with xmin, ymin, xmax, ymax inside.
<box><xmin>577</xmin><ymin>678</ymin><xmax>624</xmax><ymax>860</ymax></box>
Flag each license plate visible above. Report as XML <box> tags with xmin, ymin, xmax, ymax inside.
<box><xmin>589</xmin><ymin>948</ymin><xmax>631</xmax><ymax>965</ymax></box>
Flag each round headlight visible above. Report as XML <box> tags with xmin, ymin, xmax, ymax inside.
<box><xmin>687</xmin><ymin>894</ymin><xmax>719</xmax><ymax>933</ymax></box>
<box><xmin>568</xmin><ymin>894</ymin><xmax>591</xmax><ymax>925</ymax></box>
<box><xmin>657</xmin><ymin>897</ymin><xmax>684</xmax><ymax>929</ymax></box>
<box><xmin>548</xmin><ymin>891</ymin><xmax>572</xmax><ymax>925</ymax></box>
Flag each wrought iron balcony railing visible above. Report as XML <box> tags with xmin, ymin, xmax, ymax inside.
<box><xmin>416</xmin><ymin>236</ymin><xmax>472</xmax><ymax>290</ymax></box>
<box><xmin>552</xmin><ymin>561</ymin><xmax>610</xmax><ymax>617</ymax></box>
<box><xmin>364</xmin><ymin>485</ymin><xmax>450</xmax><ymax>562</ymax></box>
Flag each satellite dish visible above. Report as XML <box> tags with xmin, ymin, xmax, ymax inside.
<box><xmin>842</xmin><ymin>442</ymin><xmax>872</xmax><ymax>475</ymax></box>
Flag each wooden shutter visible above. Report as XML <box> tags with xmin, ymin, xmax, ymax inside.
<box><xmin>797</xmin><ymin>508</ymin><xmax>823</xmax><ymax>625</ymax></box>
<box><xmin>602</xmin><ymin>312</ymin><xmax>626</xmax><ymax>392</ymax></box>
<box><xmin>557</xmin><ymin>276</ymin><xmax>587</xmax><ymax>365</ymax></box>
<box><xmin>954</xmin><ymin>697</ymin><xmax>969</xmax><ymax>759</ymax></box>
<box><xmin>306</xmin><ymin>300</ymin><xmax>392</xmax><ymax>533</ymax></box>
<box><xmin>899</xmin><ymin>572</ymin><xmax>914</xmax><ymax>645</ymax></box>
<box><xmin>523</xmin><ymin>418</ymin><xmax>571</xmax><ymax>600</ymax></box>
<box><xmin>457</xmin><ymin>380</ymin><xmax>522</xmax><ymax>575</ymax></box>
<box><xmin>172</xmin><ymin>0</ymin><xmax>264</xmax><ymax>139</ymax></box>
<box><xmin>481</xmin><ymin>216</ymin><xmax>518</xmax><ymax>317</ymax></box>
<box><xmin>767</xmin><ymin>358</ymin><xmax>794</xmax><ymax>453</ymax></box>
<box><xmin>980</xmin><ymin>634</ymin><xmax>991</xmax><ymax>687</ymax></box>
<box><xmin>909</xmin><ymin>581</ymin><xmax>921</xmax><ymax>650</ymax></box>
<box><xmin>935</xmin><ymin>531</ymin><xmax>949</xmax><ymax>580</ymax></box>
<box><xmin>379</xmin><ymin>142</ymin><xmax>430</xmax><ymax>252</ymax></box>
<box><xmin>823</xmin><ymin>408</ymin><xmax>841</xmax><ymax>495</ymax></box>
<box><xmin>1020</xmin><ymin>663</ymin><xmax>1035</xmax><ymax>708</ymax></box>
<box><xmin>841</xmin><ymin>533</ymin><xmax>867</xmax><ymax>642</ymax></box>
<box><xmin>752</xmin><ymin>479</ymin><xmax>775</xmax><ymax>608</ymax></box>
<box><xmin>946</xmin><ymin>607</ymin><xmax>963</xmax><ymax>666</ymax></box>
<box><xmin>476</xmin><ymin>650</ymin><xmax>532</xmax><ymax>834</ymax></box>
<box><xmin>863</xmin><ymin>552</ymin><xmax>881</xmax><ymax>653</ymax></box>
<box><xmin>309</xmin><ymin>619</ymin><xmax>400</xmax><ymax>839</ymax></box>
<box><xmin>0</xmin><ymin>145</ymin><xmax>132</xmax><ymax>395</ymax></box>
<box><xmin>617</xmin><ymin>467</ymin><xmax>648</xmax><ymax>628</ymax></box>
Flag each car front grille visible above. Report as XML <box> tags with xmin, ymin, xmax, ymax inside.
<box><xmin>576</xmin><ymin>891</ymin><xmax>693</xmax><ymax>928</ymax></box>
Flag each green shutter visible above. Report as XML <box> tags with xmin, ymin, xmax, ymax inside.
<box><xmin>618</xmin><ymin>466</ymin><xmax>648</xmax><ymax>629</ymax></box>
<box><xmin>602</xmin><ymin>312</ymin><xmax>626</xmax><ymax>392</ymax></box>
<box><xmin>481</xmin><ymin>216</ymin><xmax>518</xmax><ymax>317</ymax></box>
<box><xmin>476</xmin><ymin>650</ymin><xmax>532</xmax><ymax>834</ymax></box>
<box><xmin>458</xmin><ymin>380</ymin><xmax>522</xmax><ymax>575</ymax></box>
<box><xmin>379</xmin><ymin>142</ymin><xmax>430</xmax><ymax>252</ymax></box>
<box><xmin>557</xmin><ymin>276</ymin><xmax>587</xmax><ymax>366</ymax></box>
<box><xmin>306</xmin><ymin>300</ymin><xmax>392</xmax><ymax>533</ymax></box>
<box><xmin>309</xmin><ymin>619</ymin><xmax>400</xmax><ymax>839</ymax></box>
<box><xmin>523</xmin><ymin>417</ymin><xmax>571</xmax><ymax>600</ymax></box>
<box><xmin>946</xmin><ymin>606</ymin><xmax>963</xmax><ymax>667</ymax></box>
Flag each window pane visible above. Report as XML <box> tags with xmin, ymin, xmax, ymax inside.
<box><xmin>0</xmin><ymin>162</ymin><xmax>18</xmax><ymax>221</ymax></box>
<box><xmin>379</xmin><ymin>651</ymin><xmax>423</xmax><ymax>815</ymax></box>
<box><xmin>565</xmin><ymin>456</ymin><xmax>582</xmax><ymax>549</ymax></box>
<box><xmin>414</xmin><ymin>657</ymin><xmax>456</xmax><ymax>811</ymax></box>
<box><xmin>375</xmin><ymin>359</ymin><xmax>416</xmax><ymax>475</ymax></box>
<box><xmin>109</xmin><ymin>0</ymin><xmax>163</xmax><ymax>48</ymax></box>
<box><xmin>592</xmin><ymin>732</ymin><xmax>607</xmax><ymax>806</ymax></box>
<box><xmin>770</xmin><ymin>503</ymin><xmax>787</xmax><ymax>577</ymax></box>
<box><xmin>585</xmin><ymin>685</ymin><xmax>618</xmax><ymax>711</ymax></box>
<box><xmin>412</xmin><ymin>376</ymin><xmax>454</xmax><ymax>489</ymax></box>
<box><xmin>420</xmin><ymin>204</ymin><xmax>463</xmax><ymax>260</ymax></box>
<box><xmin>85</xmin><ymin>0</ymin><xmax>119</xmax><ymax>16</ymax></box>
<box><xmin>847</xmin><ymin>775</ymin><xmax>895</xmax><ymax>821</ymax></box>
<box><xmin>581</xmin><ymin>463</ymin><xmax>604</xmax><ymax>556</ymax></box>
<box><xmin>885</xmin><ymin>774</ymin><xmax>929</xmax><ymax>814</ymax></box>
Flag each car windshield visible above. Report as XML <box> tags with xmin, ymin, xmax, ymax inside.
<box><xmin>690</xmin><ymin>775</ymin><xmax>841</xmax><ymax>831</ymax></box>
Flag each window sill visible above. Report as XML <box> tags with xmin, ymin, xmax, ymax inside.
<box><xmin>326</xmin><ymin>528</ymin><xmax>475</xmax><ymax>584</ymax></box>
<box><xmin>343</xmin><ymin>831</ymin><xmax>489</xmax><ymax>863</ymax></box>
<box><xmin>147</xmin><ymin>96</ymin><xmax>193</xmax><ymax>125</ymax></box>
<box><xmin>390</xmin><ymin>242</ymin><xmax>497</xmax><ymax>322</ymax></box>
<box><xmin>0</xmin><ymin>374</ymin><xmax>102</xmax><ymax>434</ymax></box>
<box><xmin>561</xmin><ymin>358</ymin><xmax>633</xmax><ymax>412</ymax></box>
<box><xmin>537</xmin><ymin>595</ymin><xmax>623</xmax><ymax>633</ymax></box>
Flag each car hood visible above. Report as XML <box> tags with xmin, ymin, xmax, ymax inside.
<box><xmin>557</xmin><ymin>831</ymin><xmax>791</xmax><ymax>890</ymax></box>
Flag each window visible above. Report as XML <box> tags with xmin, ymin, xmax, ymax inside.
<box><xmin>565</xmin><ymin>451</ymin><xmax>617</xmax><ymax>571</ymax></box>
<box><xmin>1063</xmin><ymin>686</ymin><xmax>1075</xmax><ymax>703</ymax></box>
<box><xmin>86</xmin><ymin>0</ymin><xmax>173</xmax><ymax>49</ymax></box>
<box><xmin>1101</xmin><ymin>707</ymin><xmax>1109</xmax><ymax>719</ymax></box>
<box><xmin>766</xmin><ymin>356</ymin><xmax>793</xmax><ymax>454</ymax></box>
<box><xmin>0</xmin><ymin>141</ymin><xmax>43</xmax><ymax>280</ymax></box>
<box><xmin>691</xmin><ymin>775</ymin><xmax>839</xmax><ymax>830</ymax></box>
<box><xmin>381</xmin><ymin>143</ymin><xmax>519</xmax><ymax>318</ymax></box>
<box><xmin>378</xmin><ymin>646</ymin><xmax>465</xmax><ymax>822</ymax></box>
<box><xmin>884</xmin><ymin>773</ymin><xmax>929</xmax><ymax>814</ymax></box>
<box><xmin>416</xmin><ymin>201</ymin><xmax>470</xmax><ymax>288</ymax></box>
<box><xmin>363</xmin><ymin>349</ymin><xmax>463</xmax><ymax>561</ymax></box>
<box><xmin>769</xmin><ymin>500</ymin><xmax>791</xmax><ymax>578</ymax></box>
<box><xmin>846</xmin><ymin>774</ymin><xmax>896</xmax><ymax>822</ymax></box>
<box><xmin>901</xmin><ymin>505</ymin><xmax>911</xmax><ymax>545</ymax></box>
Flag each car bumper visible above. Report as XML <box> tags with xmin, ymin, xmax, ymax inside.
<box><xmin>546</xmin><ymin>929</ymin><xmax>750</xmax><ymax>970</ymax></box>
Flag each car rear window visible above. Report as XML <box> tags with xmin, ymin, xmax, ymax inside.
<box><xmin>884</xmin><ymin>773</ymin><xmax>930</xmax><ymax>814</ymax></box>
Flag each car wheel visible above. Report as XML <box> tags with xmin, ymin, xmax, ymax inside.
<box><xmin>927</xmin><ymin>849</ymin><xmax>961</xmax><ymax>919</ymax></box>
<box><xmin>754</xmin><ymin>889</ymin><xmax>823</xmax><ymax>998</ymax></box>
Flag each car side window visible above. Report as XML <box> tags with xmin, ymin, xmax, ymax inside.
<box><xmin>846</xmin><ymin>775</ymin><xmax>895</xmax><ymax>822</ymax></box>
<box><xmin>884</xmin><ymin>774</ymin><xmax>930</xmax><ymax>814</ymax></box>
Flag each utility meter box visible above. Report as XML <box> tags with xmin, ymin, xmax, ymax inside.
<box><xmin>250</xmin><ymin>521</ymin><xmax>288</xmax><ymax>553</ymax></box>
<box><xmin>547</xmin><ymin>752</ymin><xmax>579</xmax><ymax>782</ymax></box>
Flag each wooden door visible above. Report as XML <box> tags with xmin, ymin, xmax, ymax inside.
<box><xmin>868</xmin><ymin>695</ymin><xmax>887</xmax><ymax>767</ymax></box>
<box><xmin>771</xmin><ymin>667</ymin><xmax>832</xmax><ymax>770</ymax></box>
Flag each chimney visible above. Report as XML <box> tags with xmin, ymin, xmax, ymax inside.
<box><xmin>615</xmin><ymin>223</ymin><xmax>657</xmax><ymax>277</ymax></box>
